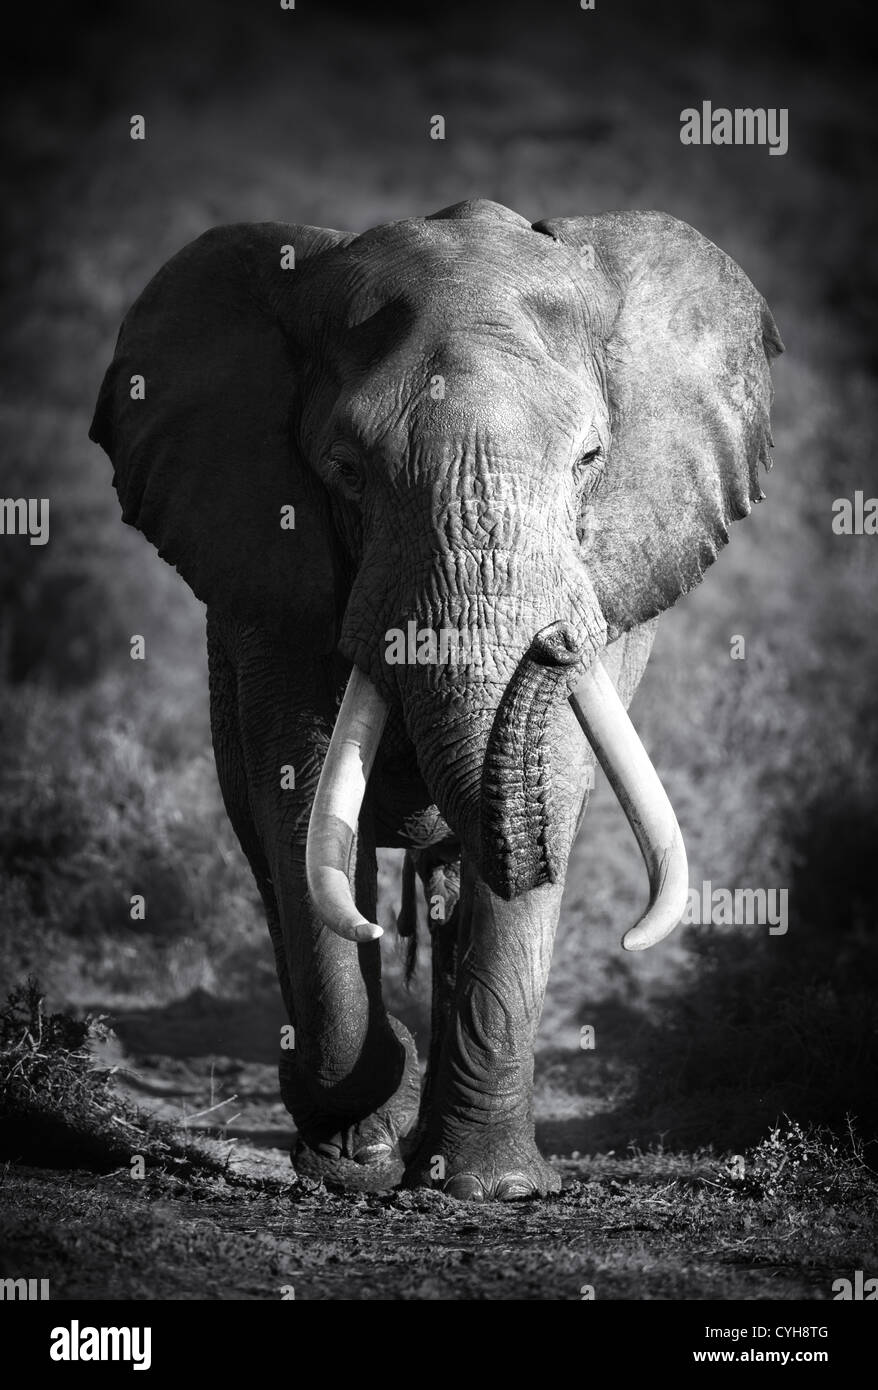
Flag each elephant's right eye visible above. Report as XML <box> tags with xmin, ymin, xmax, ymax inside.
<box><xmin>328</xmin><ymin>454</ymin><xmax>364</xmax><ymax>500</ymax></box>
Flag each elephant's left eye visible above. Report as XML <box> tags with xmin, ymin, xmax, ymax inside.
<box><xmin>574</xmin><ymin>446</ymin><xmax>604</xmax><ymax>494</ymax></box>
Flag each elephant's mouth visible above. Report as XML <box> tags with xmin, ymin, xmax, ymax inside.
<box><xmin>305</xmin><ymin>627</ymin><xmax>689</xmax><ymax>952</ymax></box>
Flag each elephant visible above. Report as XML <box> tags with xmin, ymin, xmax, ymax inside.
<box><xmin>90</xmin><ymin>198</ymin><xmax>783</xmax><ymax>1201</ymax></box>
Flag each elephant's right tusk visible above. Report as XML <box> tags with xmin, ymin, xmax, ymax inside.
<box><xmin>306</xmin><ymin>667</ymin><xmax>389</xmax><ymax>943</ymax></box>
<box><xmin>569</xmin><ymin>659</ymin><xmax>689</xmax><ymax>951</ymax></box>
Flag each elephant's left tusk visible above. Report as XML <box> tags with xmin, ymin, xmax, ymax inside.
<box><xmin>569</xmin><ymin>658</ymin><xmax>689</xmax><ymax>951</ymax></box>
<box><xmin>306</xmin><ymin>667</ymin><xmax>389</xmax><ymax>943</ymax></box>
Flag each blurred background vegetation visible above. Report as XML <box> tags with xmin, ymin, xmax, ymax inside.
<box><xmin>1</xmin><ymin>0</ymin><xmax>876</xmax><ymax>1157</ymax></box>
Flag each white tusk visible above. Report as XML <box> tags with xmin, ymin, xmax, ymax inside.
<box><xmin>569</xmin><ymin>658</ymin><xmax>688</xmax><ymax>951</ymax></box>
<box><xmin>306</xmin><ymin>667</ymin><xmax>389</xmax><ymax>943</ymax></box>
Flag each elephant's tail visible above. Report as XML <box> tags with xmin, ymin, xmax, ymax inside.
<box><xmin>396</xmin><ymin>850</ymin><xmax>420</xmax><ymax>984</ymax></box>
<box><xmin>395</xmin><ymin>847</ymin><xmax>462</xmax><ymax>984</ymax></box>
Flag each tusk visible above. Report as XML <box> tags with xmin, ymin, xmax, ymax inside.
<box><xmin>306</xmin><ymin>667</ymin><xmax>389</xmax><ymax>943</ymax></box>
<box><xmin>569</xmin><ymin>658</ymin><xmax>688</xmax><ymax>951</ymax></box>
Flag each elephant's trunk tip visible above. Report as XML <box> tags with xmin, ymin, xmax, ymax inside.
<box><xmin>530</xmin><ymin>619</ymin><xmax>584</xmax><ymax>669</ymax></box>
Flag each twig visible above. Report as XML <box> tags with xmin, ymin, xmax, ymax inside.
<box><xmin>183</xmin><ymin>1094</ymin><xmax>239</xmax><ymax>1123</ymax></box>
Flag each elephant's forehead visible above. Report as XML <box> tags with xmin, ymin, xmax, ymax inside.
<box><xmin>335</xmin><ymin>219</ymin><xmax>582</xmax><ymax>328</ymax></box>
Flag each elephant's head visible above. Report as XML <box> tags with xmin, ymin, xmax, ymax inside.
<box><xmin>91</xmin><ymin>199</ymin><xmax>782</xmax><ymax>948</ymax></box>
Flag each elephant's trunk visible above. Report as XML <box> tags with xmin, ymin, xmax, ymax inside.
<box><xmin>482</xmin><ymin>622</ymin><xmax>688</xmax><ymax>949</ymax></box>
<box><xmin>480</xmin><ymin>621</ymin><xmax>583</xmax><ymax>898</ymax></box>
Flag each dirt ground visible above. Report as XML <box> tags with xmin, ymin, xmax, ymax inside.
<box><xmin>0</xmin><ymin>1164</ymin><xmax>844</xmax><ymax>1302</ymax></box>
<box><xmin>3</xmin><ymin>1033</ymin><xmax>876</xmax><ymax>1301</ymax></box>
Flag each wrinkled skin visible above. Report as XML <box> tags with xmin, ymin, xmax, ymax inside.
<box><xmin>91</xmin><ymin>199</ymin><xmax>782</xmax><ymax>1199</ymax></box>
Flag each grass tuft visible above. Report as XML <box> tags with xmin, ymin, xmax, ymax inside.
<box><xmin>0</xmin><ymin>978</ymin><xmax>229</xmax><ymax>1175</ymax></box>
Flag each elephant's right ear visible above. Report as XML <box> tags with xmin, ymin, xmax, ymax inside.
<box><xmin>90</xmin><ymin>222</ymin><xmax>354</xmax><ymax>649</ymax></box>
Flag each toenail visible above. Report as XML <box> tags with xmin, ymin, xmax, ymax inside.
<box><xmin>495</xmin><ymin>1175</ymin><xmax>535</xmax><ymax>1200</ymax></box>
<box><xmin>353</xmin><ymin>1142</ymin><xmax>393</xmax><ymax>1165</ymax></box>
<box><xmin>443</xmin><ymin>1173</ymin><xmax>486</xmax><ymax>1202</ymax></box>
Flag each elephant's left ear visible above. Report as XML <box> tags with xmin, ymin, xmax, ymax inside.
<box><xmin>534</xmin><ymin>212</ymin><xmax>784</xmax><ymax>637</ymax></box>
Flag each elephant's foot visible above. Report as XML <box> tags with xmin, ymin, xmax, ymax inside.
<box><xmin>405</xmin><ymin>1121</ymin><xmax>562</xmax><ymax>1202</ymax></box>
<box><xmin>291</xmin><ymin>1137</ymin><xmax>408</xmax><ymax>1192</ymax></box>
<box><xmin>283</xmin><ymin>1017</ymin><xmax>421</xmax><ymax>1191</ymax></box>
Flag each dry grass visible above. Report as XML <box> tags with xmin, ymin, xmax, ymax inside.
<box><xmin>0</xmin><ymin>978</ymin><xmax>229</xmax><ymax>1173</ymax></box>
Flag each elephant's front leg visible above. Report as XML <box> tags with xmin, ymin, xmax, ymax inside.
<box><xmin>407</xmin><ymin>861</ymin><xmax>566</xmax><ymax>1201</ymax></box>
<box><xmin>279</xmin><ymin>815</ymin><xmax>420</xmax><ymax>1181</ymax></box>
<box><xmin>209</xmin><ymin>615</ymin><xmax>419</xmax><ymax>1185</ymax></box>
